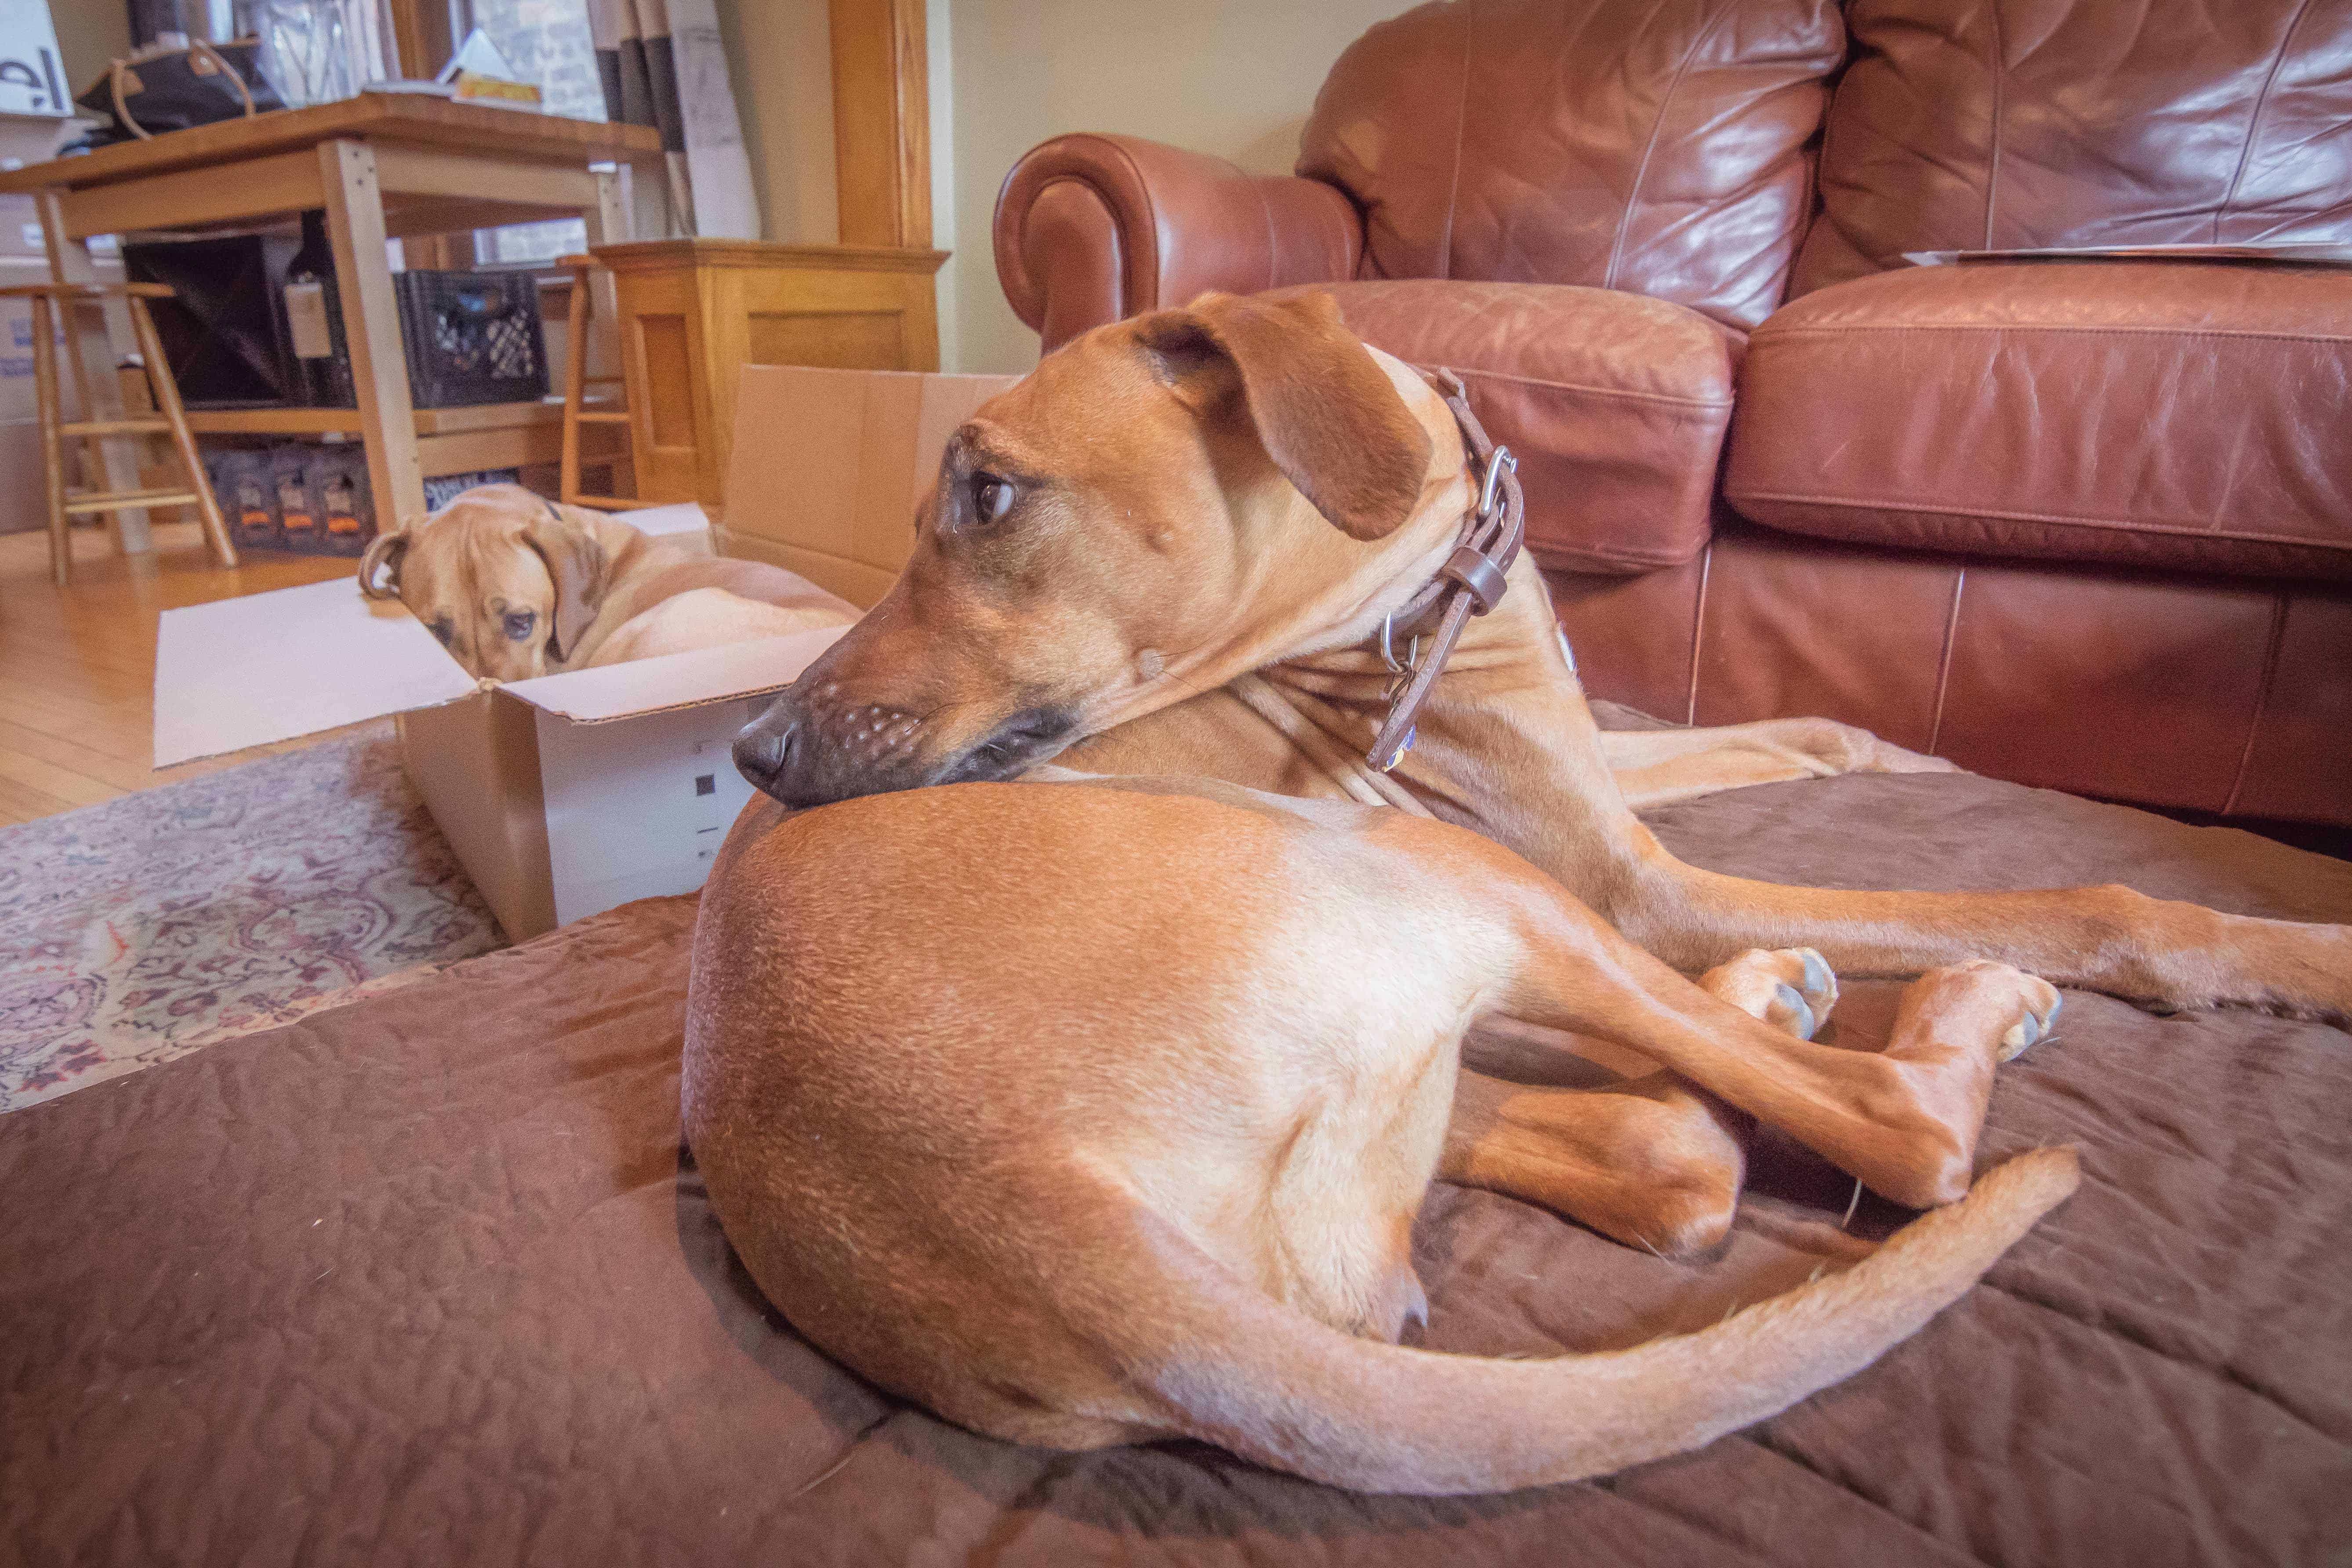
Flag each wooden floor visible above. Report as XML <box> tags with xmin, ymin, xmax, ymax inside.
<box><xmin>0</xmin><ymin>521</ymin><xmax>361</xmax><ymax>828</ymax></box>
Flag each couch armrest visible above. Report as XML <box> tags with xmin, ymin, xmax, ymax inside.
<box><xmin>994</xmin><ymin>133</ymin><xmax>1365</xmax><ymax>352</ymax></box>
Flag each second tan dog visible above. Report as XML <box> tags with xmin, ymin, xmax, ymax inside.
<box><xmin>358</xmin><ymin>484</ymin><xmax>854</xmax><ymax>680</ymax></box>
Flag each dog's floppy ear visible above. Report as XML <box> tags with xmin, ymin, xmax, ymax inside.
<box><xmin>358</xmin><ymin>527</ymin><xmax>410</xmax><ymax>600</ymax></box>
<box><xmin>1135</xmin><ymin>290</ymin><xmax>1433</xmax><ymax>541</ymax></box>
<box><xmin>522</xmin><ymin>505</ymin><xmax>609</xmax><ymax>662</ymax></box>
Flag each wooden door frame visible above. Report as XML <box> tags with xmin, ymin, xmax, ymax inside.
<box><xmin>828</xmin><ymin>0</ymin><xmax>932</xmax><ymax>250</ymax></box>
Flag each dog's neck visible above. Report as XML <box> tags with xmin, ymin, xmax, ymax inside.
<box><xmin>1250</xmin><ymin>512</ymin><xmax>1664</xmax><ymax>916</ymax></box>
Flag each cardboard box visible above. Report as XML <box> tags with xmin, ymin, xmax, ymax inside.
<box><xmin>720</xmin><ymin>363</ymin><xmax>1019</xmax><ymax>607</ymax></box>
<box><xmin>154</xmin><ymin>502</ymin><xmax>845</xmax><ymax>940</ymax></box>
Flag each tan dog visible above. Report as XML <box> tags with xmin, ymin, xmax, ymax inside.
<box><xmin>686</xmin><ymin>290</ymin><xmax>2344</xmax><ymax>1489</ymax></box>
<box><xmin>687</xmin><ymin>777</ymin><xmax>2079</xmax><ymax>1492</ymax></box>
<box><xmin>358</xmin><ymin>484</ymin><xmax>853</xmax><ymax>680</ymax></box>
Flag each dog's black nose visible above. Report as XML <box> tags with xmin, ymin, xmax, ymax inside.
<box><xmin>733</xmin><ymin>719</ymin><xmax>794</xmax><ymax>789</ymax></box>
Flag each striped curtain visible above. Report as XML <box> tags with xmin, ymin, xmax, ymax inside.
<box><xmin>586</xmin><ymin>0</ymin><xmax>758</xmax><ymax>239</ymax></box>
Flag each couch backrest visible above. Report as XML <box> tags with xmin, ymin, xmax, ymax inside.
<box><xmin>1793</xmin><ymin>0</ymin><xmax>2352</xmax><ymax>294</ymax></box>
<box><xmin>1296</xmin><ymin>0</ymin><xmax>1846</xmax><ymax>331</ymax></box>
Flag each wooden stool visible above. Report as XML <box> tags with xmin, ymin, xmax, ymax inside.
<box><xmin>0</xmin><ymin>280</ymin><xmax>236</xmax><ymax>586</ymax></box>
<box><xmin>556</xmin><ymin>254</ymin><xmax>653</xmax><ymax>512</ymax></box>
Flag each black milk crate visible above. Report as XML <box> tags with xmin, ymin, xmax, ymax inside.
<box><xmin>392</xmin><ymin>269</ymin><xmax>551</xmax><ymax>408</ymax></box>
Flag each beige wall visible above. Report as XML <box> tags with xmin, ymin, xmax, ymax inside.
<box><xmin>944</xmin><ymin>0</ymin><xmax>1411</xmax><ymax>373</ymax></box>
<box><xmin>713</xmin><ymin>0</ymin><xmax>1410</xmax><ymax>371</ymax></box>
<box><xmin>49</xmin><ymin>4</ymin><xmax>132</xmax><ymax>94</ymax></box>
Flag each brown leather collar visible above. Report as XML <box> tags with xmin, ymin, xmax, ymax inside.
<box><xmin>1366</xmin><ymin>370</ymin><xmax>1523</xmax><ymax>772</ymax></box>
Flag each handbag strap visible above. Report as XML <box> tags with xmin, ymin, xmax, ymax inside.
<box><xmin>110</xmin><ymin>39</ymin><xmax>256</xmax><ymax>142</ymax></box>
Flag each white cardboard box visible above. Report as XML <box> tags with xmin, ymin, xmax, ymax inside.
<box><xmin>153</xmin><ymin>503</ymin><xmax>845</xmax><ymax>940</ymax></box>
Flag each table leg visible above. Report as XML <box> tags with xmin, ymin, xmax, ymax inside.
<box><xmin>36</xmin><ymin>190</ymin><xmax>152</xmax><ymax>555</ymax></box>
<box><xmin>581</xmin><ymin>167</ymin><xmax>628</xmax><ymax>361</ymax></box>
<box><xmin>317</xmin><ymin>138</ymin><xmax>427</xmax><ymax>528</ymax></box>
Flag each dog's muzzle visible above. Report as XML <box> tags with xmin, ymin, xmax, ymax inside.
<box><xmin>734</xmin><ymin>690</ymin><xmax>1076</xmax><ymax>808</ymax></box>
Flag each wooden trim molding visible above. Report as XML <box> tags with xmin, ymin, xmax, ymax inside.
<box><xmin>387</xmin><ymin>0</ymin><xmax>458</xmax><ymax>80</ymax></box>
<box><xmin>592</xmin><ymin>238</ymin><xmax>948</xmax><ymax>275</ymax></box>
<box><xmin>828</xmin><ymin>0</ymin><xmax>933</xmax><ymax>249</ymax></box>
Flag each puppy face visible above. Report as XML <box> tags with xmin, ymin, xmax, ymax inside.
<box><xmin>358</xmin><ymin>485</ymin><xmax>607</xmax><ymax>681</ymax></box>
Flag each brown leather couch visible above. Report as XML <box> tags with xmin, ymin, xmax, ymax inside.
<box><xmin>993</xmin><ymin>0</ymin><xmax>2352</xmax><ymax>825</ymax></box>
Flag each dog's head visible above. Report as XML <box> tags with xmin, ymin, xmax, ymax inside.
<box><xmin>734</xmin><ymin>290</ymin><xmax>1468</xmax><ymax>807</ymax></box>
<box><xmin>359</xmin><ymin>484</ymin><xmax>621</xmax><ymax>681</ymax></box>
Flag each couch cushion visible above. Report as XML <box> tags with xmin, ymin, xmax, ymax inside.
<box><xmin>1298</xmin><ymin>0</ymin><xmax>1844</xmax><ymax>331</ymax></box>
<box><xmin>1724</xmin><ymin>261</ymin><xmax>2352</xmax><ymax>583</ymax></box>
<box><xmin>1794</xmin><ymin>0</ymin><xmax>2352</xmax><ymax>295</ymax></box>
<box><xmin>1289</xmin><ymin>279</ymin><xmax>1738</xmax><ymax>575</ymax></box>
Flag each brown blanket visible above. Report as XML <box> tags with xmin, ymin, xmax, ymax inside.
<box><xmin>4</xmin><ymin>772</ymin><xmax>2348</xmax><ymax>1565</ymax></box>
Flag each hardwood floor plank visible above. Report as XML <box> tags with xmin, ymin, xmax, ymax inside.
<box><xmin>0</xmin><ymin>770</ymin><xmax>81</xmax><ymax>823</ymax></box>
<box><xmin>0</xmin><ymin>522</ymin><xmax>356</xmax><ymax>823</ymax></box>
<box><xmin>0</xmin><ymin>715</ymin><xmax>158</xmax><ymax>793</ymax></box>
<box><xmin>0</xmin><ymin>744</ymin><xmax>120</xmax><ymax>809</ymax></box>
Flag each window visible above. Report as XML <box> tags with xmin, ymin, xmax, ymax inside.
<box><xmin>459</xmin><ymin>0</ymin><xmax>606</xmax><ymax>264</ymax></box>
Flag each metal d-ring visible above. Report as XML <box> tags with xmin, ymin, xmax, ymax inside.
<box><xmin>1478</xmin><ymin>446</ymin><xmax>1517</xmax><ymax>518</ymax></box>
<box><xmin>1377</xmin><ymin>613</ymin><xmax>1423</xmax><ymax>677</ymax></box>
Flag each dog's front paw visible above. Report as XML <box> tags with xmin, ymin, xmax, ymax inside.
<box><xmin>1927</xmin><ymin>959</ymin><xmax>2062</xmax><ymax>1061</ymax></box>
<box><xmin>1702</xmin><ymin>947</ymin><xmax>1839</xmax><ymax>1040</ymax></box>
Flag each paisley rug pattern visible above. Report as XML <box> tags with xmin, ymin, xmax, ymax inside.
<box><xmin>0</xmin><ymin>726</ymin><xmax>506</xmax><ymax>1112</ymax></box>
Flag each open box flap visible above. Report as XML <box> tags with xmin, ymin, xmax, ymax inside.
<box><xmin>616</xmin><ymin>501</ymin><xmax>713</xmax><ymax>542</ymax></box>
<box><xmin>495</xmin><ymin>624</ymin><xmax>846</xmax><ymax>724</ymax></box>
<box><xmin>154</xmin><ymin>579</ymin><xmax>478</xmax><ymax>768</ymax></box>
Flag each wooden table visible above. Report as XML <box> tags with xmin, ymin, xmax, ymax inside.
<box><xmin>0</xmin><ymin>96</ymin><xmax>662</xmax><ymax>548</ymax></box>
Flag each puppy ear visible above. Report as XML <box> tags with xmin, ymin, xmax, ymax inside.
<box><xmin>1136</xmin><ymin>290</ymin><xmax>1433</xmax><ymax>541</ymax></box>
<box><xmin>358</xmin><ymin>527</ymin><xmax>410</xmax><ymax>600</ymax></box>
<box><xmin>523</xmin><ymin>505</ymin><xmax>609</xmax><ymax>662</ymax></box>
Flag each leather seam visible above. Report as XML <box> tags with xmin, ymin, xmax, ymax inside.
<box><xmin>2221</xmin><ymin>592</ymin><xmax>2291</xmax><ymax>815</ymax></box>
<box><xmin>1927</xmin><ymin>567</ymin><xmax>1965</xmax><ymax>756</ymax></box>
<box><xmin>1435</xmin><ymin>0</ymin><xmax>1475</xmax><ymax>281</ymax></box>
<box><xmin>1982</xmin><ymin>2</ymin><xmax>2005</xmax><ymax>250</ymax></box>
<box><xmin>1605</xmin><ymin>0</ymin><xmax>1725</xmax><ymax>292</ymax></box>
<box><xmin>1533</xmin><ymin>544</ymin><xmax>1704</xmax><ymax>572</ymax></box>
<box><xmin>2214</xmin><ymin>0</ymin><xmax>2316</xmax><ymax>244</ymax></box>
<box><xmin>1726</xmin><ymin>491</ymin><xmax>2351</xmax><ymax>553</ymax></box>
<box><xmin>1446</xmin><ymin>365</ymin><xmax>1735</xmax><ymax>409</ymax></box>
<box><xmin>1684</xmin><ymin>541</ymin><xmax>1713</xmax><ymax>726</ymax></box>
<box><xmin>1753</xmin><ymin>323</ymin><xmax>2352</xmax><ymax>346</ymax></box>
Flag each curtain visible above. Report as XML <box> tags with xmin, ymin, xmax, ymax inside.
<box><xmin>586</xmin><ymin>0</ymin><xmax>757</xmax><ymax>239</ymax></box>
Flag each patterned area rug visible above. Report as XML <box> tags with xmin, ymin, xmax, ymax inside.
<box><xmin>0</xmin><ymin>726</ymin><xmax>507</xmax><ymax>1112</ymax></box>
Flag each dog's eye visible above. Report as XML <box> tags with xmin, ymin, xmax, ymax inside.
<box><xmin>973</xmin><ymin>474</ymin><xmax>1015</xmax><ymax>524</ymax></box>
<box><xmin>429</xmin><ymin>618</ymin><xmax>455</xmax><ymax>648</ymax></box>
<box><xmin>504</xmin><ymin>610</ymin><xmax>536</xmax><ymax>642</ymax></box>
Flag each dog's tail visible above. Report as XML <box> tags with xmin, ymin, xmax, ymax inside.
<box><xmin>1129</xmin><ymin>1147</ymin><xmax>2078</xmax><ymax>1495</ymax></box>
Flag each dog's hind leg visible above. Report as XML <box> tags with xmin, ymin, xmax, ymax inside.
<box><xmin>1439</xmin><ymin>948</ymin><xmax>1838</xmax><ymax>1255</ymax></box>
<box><xmin>1442</xmin><ymin>1071</ymin><xmax>1743</xmax><ymax>1256</ymax></box>
<box><xmin>1599</xmin><ymin>720</ymin><xmax>1957</xmax><ymax>810</ymax></box>
<box><xmin>1609</xmin><ymin>857</ymin><xmax>2352</xmax><ymax>1022</ymax></box>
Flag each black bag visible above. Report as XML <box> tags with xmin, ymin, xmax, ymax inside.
<box><xmin>74</xmin><ymin>38</ymin><xmax>284</xmax><ymax>145</ymax></box>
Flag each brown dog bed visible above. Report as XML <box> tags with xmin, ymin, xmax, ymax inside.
<box><xmin>4</xmin><ymin>769</ymin><xmax>2347</xmax><ymax>1565</ymax></box>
